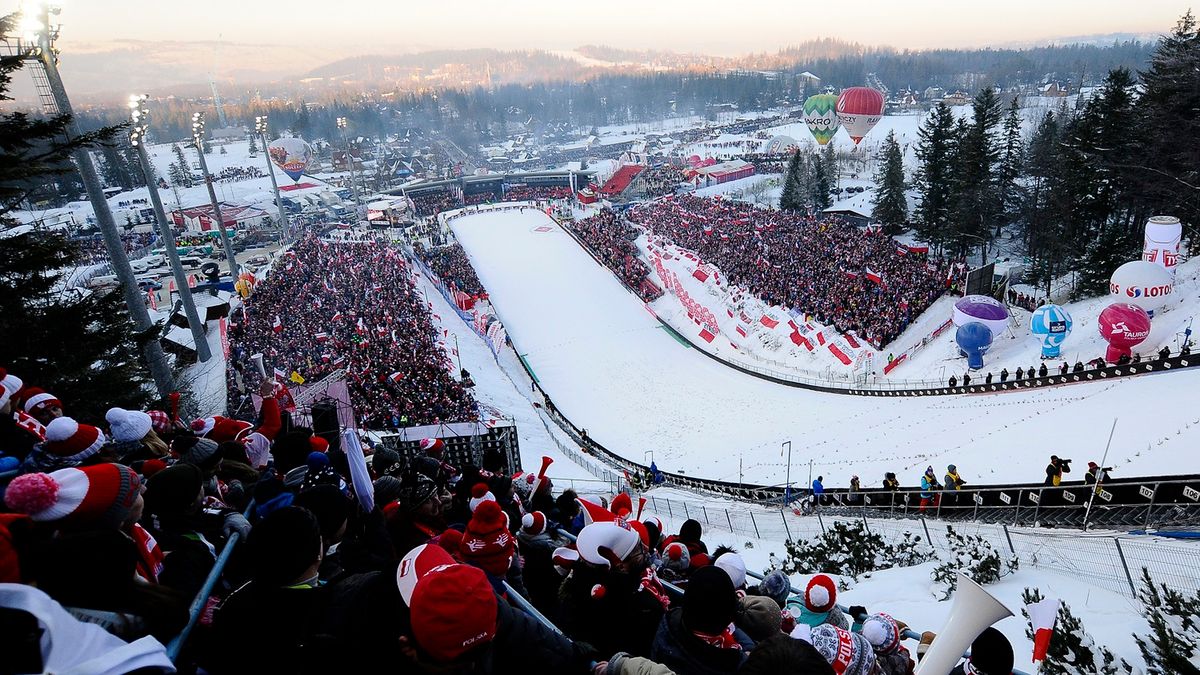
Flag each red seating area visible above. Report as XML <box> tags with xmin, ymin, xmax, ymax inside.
<box><xmin>599</xmin><ymin>164</ymin><xmax>645</xmax><ymax>197</ymax></box>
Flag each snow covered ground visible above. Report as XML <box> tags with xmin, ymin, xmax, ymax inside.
<box><xmin>451</xmin><ymin>207</ymin><xmax>1200</xmax><ymax>489</ymax></box>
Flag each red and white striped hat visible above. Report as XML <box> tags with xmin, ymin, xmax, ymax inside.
<box><xmin>43</xmin><ymin>417</ymin><xmax>106</xmax><ymax>462</ymax></box>
<box><xmin>21</xmin><ymin>387</ymin><xmax>61</xmax><ymax>415</ymax></box>
<box><xmin>0</xmin><ymin>368</ymin><xmax>23</xmax><ymax>410</ymax></box>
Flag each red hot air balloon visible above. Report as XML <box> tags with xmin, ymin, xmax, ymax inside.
<box><xmin>1097</xmin><ymin>302</ymin><xmax>1151</xmax><ymax>363</ymax></box>
<box><xmin>836</xmin><ymin>87</ymin><xmax>885</xmax><ymax>145</ymax></box>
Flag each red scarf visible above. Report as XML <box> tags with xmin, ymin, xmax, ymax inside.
<box><xmin>130</xmin><ymin>523</ymin><xmax>165</xmax><ymax>584</ymax></box>
<box><xmin>692</xmin><ymin>623</ymin><xmax>743</xmax><ymax>650</ymax></box>
<box><xmin>638</xmin><ymin>567</ymin><xmax>672</xmax><ymax>611</ymax></box>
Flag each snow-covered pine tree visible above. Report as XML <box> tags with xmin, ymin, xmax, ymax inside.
<box><xmin>1020</xmin><ymin>588</ymin><xmax>1133</xmax><ymax>674</ymax></box>
<box><xmin>912</xmin><ymin>103</ymin><xmax>958</xmax><ymax>253</ymax></box>
<box><xmin>931</xmin><ymin>526</ymin><xmax>1017</xmax><ymax>599</ymax></box>
<box><xmin>779</xmin><ymin>149</ymin><xmax>805</xmax><ymax>212</ymax></box>
<box><xmin>248</xmin><ymin>134</ymin><xmax>258</xmax><ymax>156</ymax></box>
<box><xmin>872</xmin><ymin>130</ymin><xmax>907</xmax><ymax>235</ymax></box>
<box><xmin>1135</xmin><ymin>568</ymin><xmax>1200</xmax><ymax>674</ymax></box>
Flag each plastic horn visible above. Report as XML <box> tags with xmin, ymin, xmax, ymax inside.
<box><xmin>636</xmin><ymin>497</ymin><xmax>647</xmax><ymax>520</ymax></box>
<box><xmin>914</xmin><ymin>573</ymin><xmax>1013</xmax><ymax>675</ymax></box>
<box><xmin>251</xmin><ymin>353</ymin><xmax>266</xmax><ymax>378</ymax></box>
<box><xmin>529</xmin><ymin>455</ymin><xmax>553</xmax><ymax>499</ymax></box>
<box><xmin>168</xmin><ymin>391</ymin><xmax>180</xmax><ymax>423</ymax></box>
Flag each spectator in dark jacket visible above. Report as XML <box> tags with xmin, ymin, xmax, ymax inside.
<box><xmin>651</xmin><ymin>565</ymin><xmax>753</xmax><ymax>674</ymax></box>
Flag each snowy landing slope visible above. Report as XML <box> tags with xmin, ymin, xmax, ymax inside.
<box><xmin>452</xmin><ymin>208</ymin><xmax>1200</xmax><ymax>488</ymax></box>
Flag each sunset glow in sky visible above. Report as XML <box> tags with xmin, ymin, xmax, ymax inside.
<box><xmin>43</xmin><ymin>0</ymin><xmax>1186</xmax><ymax>55</ymax></box>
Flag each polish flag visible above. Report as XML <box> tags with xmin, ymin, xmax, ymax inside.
<box><xmin>692</xmin><ymin>268</ymin><xmax>709</xmax><ymax>282</ymax></box>
<box><xmin>272</xmin><ymin>316</ymin><xmax>282</xmax><ymax>333</ymax></box>
<box><xmin>273</xmin><ymin>367</ymin><xmax>288</xmax><ymax>382</ymax></box>
<box><xmin>759</xmin><ymin>315</ymin><xmax>779</xmax><ymax>329</ymax></box>
<box><xmin>356</xmin><ymin>317</ymin><xmax>367</xmax><ymax>335</ymax></box>
<box><xmin>332</xmin><ymin>311</ymin><xmax>343</xmax><ymax>323</ymax></box>
<box><xmin>388</xmin><ymin>371</ymin><xmax>404</xmax><ymax>383</ymax></box>
<box><xmin>736</xmin><ymin>325</ymin><xmax>748</xmax><ymax>338</ymax></box>
<box><xmin>1027</xmin><ymin>597</ymin><xmax>1059</xmax><ymax>663</ymax></box>
<box><xmin>865</xmin><ymin>267</ymin><xmax>883</xmax><ymax>285</ymax></box>
<box><xmin>698</xmin><ymin>328</ymin><xmax>716</xmax><ymax>343</ymax></box>
<box><xmin>315</xmin><ymin>332</ymin><xmax>329</xmax><ymax>342</ymax></box>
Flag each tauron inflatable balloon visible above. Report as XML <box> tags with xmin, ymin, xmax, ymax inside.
<box><xmin>267</xmin><ymin>137</ymin><xmax>314</xmax><ymax>182</ymax></box>
<box><xmin>1029</xmin><ymin>304</ymin><xmax>1073</xmax><ymax>358</ymax></box>
<box><xmin>952</xmin><ymin>295</ymin><xmax>1009</xmax><ymax>338</ymax></box>
<box><xmin>835</xmin><ymin>87</ymin><xmax>885</xmax><ymax>145</ymax></box>
<box><xmin>1097</xmin><ymin>302</ymin><xmax>1151</xmax><ymax>363</ymax></box>
<box><xmin>1109</xmin><ymin>260</ymin><xmax>1173</xmax><ymax>316</ymax></box>
<box><xmin>1142</xmin><ymin>215</ymin><xmax>1182</xmax><ymax>278</ymax></box>
<box><xmin>956</xmin><ymin>322</ymin><xmax>993</xmax><ymax>370</ymax></box>
<box><xmin>802</xmin><ymin>94</ymin><xmax>840</xmax><ymax>146</ymax></box>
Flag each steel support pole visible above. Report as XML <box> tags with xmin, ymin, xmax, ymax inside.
<box><xmin>259</xmin><ymin>131</ymin><xmax>290</xmax><ymax>241</ymax></box>
<box><xmin>34</xmin><ymin>16</ymin><xmax>173</xmax><ymax>396</ymax></box>
<box><xmin>135</xmin><ymin>143</ymin><xmax>212</xmax><ymax>362</ymax></box>
<box><xmin>194</xmin><ymin>145</ymin><xmax>239</xmax><ymax>278</ymax></box>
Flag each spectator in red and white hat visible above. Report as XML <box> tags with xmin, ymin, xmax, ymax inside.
<box><xmin>787</xmin><ymin>573</ymin><xmax>850</xmax><ymax>630</ymax></box>
<box><xmin>0</xmin><ymin>368</ymin><xmax>42</xmax><ymax>461</ymax></box>
<box><xmin>105</xmin><ymin>407</ymin><xmax>169</xmax><ymax>464</ymax></box>
<box><xmin>19</xmin><ymin>416</ymin><xmax>107</xmax><ymax>474</ymax></box>
<box><xmin>21</xmin><ymin>386</ymin><xmax>63</xmax><ymax>425</ymax></box>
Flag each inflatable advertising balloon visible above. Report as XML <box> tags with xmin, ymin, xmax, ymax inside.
<box><xmin>267</xmin><ymin>137</ymin><xmax>313</xmax><ymax>182</ymax></box>
<box><xmin>835</xmin><ymin>87</ymin><xmax>885</xmax><ymax>145</ymax></box>
<box><xmin>1143</xmin><ymin>215</ymin><xmax>1182</xmax><ymax>278</ymax></box>
<box><xmin>1097</xmin><ymin>302</ymin><xmax>1151</xmax><ymax>363</ymax></box>
<box><xmin>956</xmin><ymin>322</ymin><xmax>993</xmax><ymax>370</ymax></box>
<box><xmin>1029</xmin><ymin>304</ymin><xmax>1073</xmax><ymax>358</ymax></box>
<box><xmin>952</xmin><ymin>295</ymin><xmax>1010</xmax><ymax>338</ymax></box>
<box><xmin>763</xmin><ymin>135</ymin><xmax>798</xmax><ymax>154</ymax></box>
<box><xmin>1109</xmin><ymin>260</ymin><xmax>1173</xmax><ymax>316</ymax></box>
<box><xmin>802</xmin><ymin>94</ymin><xmax>840</xmax><ymax>146</ymax></box>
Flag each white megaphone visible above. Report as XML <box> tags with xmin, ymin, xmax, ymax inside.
<box><xmin>914</xmin><ymin>573</ymin><xmax>1013</xmax><ymax>675</ymax></box>
<box><xmin>251</xmin><ymin>353</ymin><xmax>267</xmax><ymax>378</ymax></box>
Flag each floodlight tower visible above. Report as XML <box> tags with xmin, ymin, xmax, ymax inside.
<box><xmin>336</xmin><ymin>116</ymin><xmax>364</xmax><ymax>219</ymax></box>
<box><xmin>130</xmin><ymin>94</ymin><xmax>212</xmax><ymax>362</ymax></box>
<box><xmin>255</xmin><ymin>115</ymin><xmax>290</xmax><ymax>241</ymax></box>
<box><xmin>191</xmin><ymin>112</ymin><xmax>239</xmax><ymax>278</ymax></box>
<box><xmin>3</xmin><ymin>4</ymin><xmax>174</xmax><ymax>394</ymax></box>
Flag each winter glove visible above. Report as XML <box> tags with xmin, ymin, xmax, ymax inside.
<box><xmin>222</xmin><ymin>512</ymin><xmax>252</xmax><ymax>540</ymax></box>
<box><xmin>606</xmin><ymin>652</ymin><xmax>676</xmax><ymax>675</ymax></box>
<box><xmin>848</xmin><ymin>605</ymin><xmax>867</xmax><ymax>620</ymax></box>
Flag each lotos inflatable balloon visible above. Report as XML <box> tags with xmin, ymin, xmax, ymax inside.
<box><xmin>1029</xmin><ymin>304</ymin><xmax>1073</xmax><ymax>358</ymax></box>
<box><xmin>956</xmin><ymin>322</ymin><xmax>993</xmax><ymax>370</ymax></box>
<box><xmin>952</xmin><ymin>295</ymin><xmax>1010</xmax><ymax>338</ymax></box>
<box><xmin>1097</xmin><ymin>302</ymin><xmax>1151</xmax><ymax>363</ymax></box>
<box><xmin>1142</xmin><ymin>215</ymin><xmax>1182</xmax><ymax>278</ymax></box>
<box><xmin>267</xmin><ymin>137</ymin><xmax>314</xmax><ymax>182</ymax></box>
<box><xmin>835</xmin><ymin>87</ymin><xmax>885</xmax><ymax>145</ymax></box>
<box><xmin>1109</xmin><ymin>260</ymin><xmax>1173</xmax><ymax>316</ymax></box>
<box><xmin>802</xmin><ymin>94</ymin><xmax>840</xmax><ymax>146</ymax></box>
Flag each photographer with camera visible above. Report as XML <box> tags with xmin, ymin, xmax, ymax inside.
<box><xmin>1044</xmin><ymin>455</ymin><xmax>1072</xmax><ymax>486</ymax></box>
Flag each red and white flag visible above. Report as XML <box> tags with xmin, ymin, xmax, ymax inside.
<box><xmin>865</xmin><ymin>267</ymin><xmax>883</xmax><ymax>285</ymax></box>
<box><xmin>356</xmin><ymin>317</ymin><xmax>367</xmax><ymax>335</ymax></box>
<box><xmin>272</xmin><ymin>316</ymin><xmax>282</xmax><ymax>333</ymax></box>
<box><xmin>273</xmin><ymin>367</ymin><xmax>288</xmax><ymax>382</ymax></box>
<box><xmin>315</xmin><ymin>332</ymin><xmax>329</xmax><ymax>343</ymax></box>
<box><xmin>698</xmin><ymin>328</ymin><xmax>716</xmax><ymax>343</ymax></box>
<box><xmin>332</xmin><ymin>311</ymin><xmax>343</xmax><ymax>323</ymax></box>
<box><xmin>1026</xmin><ymin>597</ymin><xmax>1059</xmax><ymax>663</ymax></box>
<box><xmin>388</xmin><ymin>371</ymin><xmax>404</xmax><ymax>383</ymax></box>
<box><xmin>759</xmin><ymin>315</ymin><xmax>779</xmax><ymax>329</ymax></box>
<box><xmin>736</xmin><ymin>325</ymin><xmax>748</xmax><ymax>338</ymax></box>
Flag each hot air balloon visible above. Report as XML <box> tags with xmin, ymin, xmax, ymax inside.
<box><xmin>1029</xmin><ymin>304</ymin><xmax>1073</xmax><ymax>358</ymax></box>
<box><xmin>956</xmin><ymin>322</ymin><xmax>993</xmax><ymax>370</ymax></box>
<box><xmin>267</xmin><ymin>137</ymin><xmax>314</xmax><ymax>182</ymax></box>
<box><xmin>802</xmin><ymin>94</ymin><xmax>840</xmax><ymax>146</ymax></box>
<box><xmin>835</xmin><ymin>87</ymin><xmax>885</xmax><ymax>145</ymax></box>
<box><xmin>1142</xmin><ymin>215</ymin><xmax>1182</xmax><ymax>278</ymax></box>
<box><xmin>1097</xmin><ymin>303</ymin><xmax>1151</xmax><ymax>363</ymax></box>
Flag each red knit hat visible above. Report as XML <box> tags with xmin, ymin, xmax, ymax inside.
<box><xmin>0</xmin><ymin>368</ymin><xmax>22</xmax><ymax>410</ymax></box>
<box><xmin>147</xmin><ymin>410</ymin><xmax>171</xmax><ymax>434</ymax></box>
<box><xmin>192</xmin><ymin>415</ymin><xmax>252</xmax><ymax>443</ymax></box>
<box><xmin>458</xmin><ymin>500</ymin><xmax>513</xmax><ymax>577</ymax></box>
<box><xmin>435</xmin><ymin>528</ymin><xmax>464</xmax><ymax>558</ymax></box>
<box><xmin>468</xmin><ymin>483</ymin><xmax>496</xmax><ymax>512</ymax></box>
<box><xmin>21</xmin><ymin>387</ymin><xmax>61</xmax><ymax>415</ymax></box>
<box><xmin>610</xmin><ymin>492</ymin><xmax>633</xmax><ymax>518</ymax></box>
<box><xmin>419</xmin><ymin>437</ymin><xmax>445</xmax><ymax>458</ymax></box>
<box><xmin>410</xmin><ymin>563</ymin><xmax>497</xmax><ymax>662</ymax></box>
<box><xmin>4</xmin><ymin>464</ymin><xmax>142</xmax><ymax>530</ymax></box>
<box><xmin>42</xmin><ymin>417</ymin><xmax>106</xmax><ymax>462</ymax></box>
<box><xmin>520</xmin><ymin>511</ymin><xmax>547</xmax><ymax>536</ymax></box>
<box><xmin>805</xmin><ymin>574</ymin><xmax>837</xmax><ymax>613</ymax></box>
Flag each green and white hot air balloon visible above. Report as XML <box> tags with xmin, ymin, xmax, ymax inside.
<box><xmin>802</xmin><ymin>93</ymin><xmax>840</xmax><ymax>146</ymax></box>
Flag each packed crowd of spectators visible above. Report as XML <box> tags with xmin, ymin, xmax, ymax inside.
<box><xmin>212</xmin><ymin>166</ymin><xmax>265</xmax><ymax>184</ymax></box>
<box><xmin>410</xmin><ymin>190</ymin><xmax>463</xmax><ymax>217</ymax></box>
<box><xmin>226</xmin><ymin>234</ymin><xmax>476</xmax><ymax>429</ymax></box>
<box><xmin>70</xmin><ymin>231</ymin><xmax>159</xmax><ymax>264</ymax></box>
<box><xmin>0</xmin><ymin>359</ymin><xmax>1016</xmax><ymax>673</ymax></box>
<box><xmin>639</xmin><ymin>164</ymin><xmax>687</xmax><ymax>198</ymax></box>
<box><xmin>503</xmin><ymin>185</ymin><xmax>574</xmax><ymax>202</ymax></box>
<box><xmin>1006</xmin><ymin>289</ymin><xmax>1046</xmax><ymax>313</ymax></box>
<box><xmin>742</xmin><ymin>153</ymin><xmax>790</xmax><ymax>174</ymax></box>
<box><xmin>414</xmin><ymin>241</ymin><xmax>485</xmax><ymax>297</ymax></box>
<box><xmin>626</xmin><ymin>196</ymin><xmax>951</xmax><ymax>349</ymax></box>
<box><xmin>572</xmin><ymin>210</ymin><xmax>663</xmax><ymax>302</ymax></box>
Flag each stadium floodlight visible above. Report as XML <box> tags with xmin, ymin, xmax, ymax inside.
<box><xmin>191</xmin><ymin>111</ymin><xmax>205</xmax><ymax>147</ymax></box>
<box><xmin>334</xmin><ymin>116</ymin><xmax>363</xmax><ymax>216</ymax></box>
<box><xmin>336</xmin><ymin>116</ymin><xmax>347</xmax><ymax>129</ymax></box>
<box><xmin>128</xmin><ymin>93</ymin><xmax>212</xmax><ymax>362</ymax></box>
<box><xmin>253</xmin><ymin>114</ymin><xmax>290</xmax><ymax>240</ymax></box>
<box><xmin>189</xmin><ymin>110</ymin><xmax>238</xmax><ymax>278</ymax></box>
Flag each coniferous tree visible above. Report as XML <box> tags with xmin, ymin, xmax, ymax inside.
<box><xmin>1022</xmin><ymin>111</ymin><xmax>1066</xmax><ymax>295</ymax></box>
<box><xmin>1020</xmin><ymin>588</ymin><xmax>1132</xmax><ymax>674</ymax></box>
<box><xmin>913</xmin><ymin>103</ymin><xmax>957</xmax><ymax>252</ymax></box>
<box><xmin>1134</xmin><ymin>568</ymin><xmax>1200</xmax><ymax>674</ymax></box>
<box><xmin>1136</xmin><ymin>11</ymin><xmax>1200</xmax><ymax>251</ymax></box>
<box><xmin>872</xmin><ymin>130</ymin><xmax>907</xmax><ymax>234</ymax></box>
<box><xmin>779</xmin><ymin>149</ymin><xmax>805</xmax><ymax>211</ymax></box>
<box><xmin>996</xmin><ymin>100</ymin><xmax>1024</xmax><ymax>235</ymax></box>
<box><xmin>248</xmin><ymin>134</ymin><xmax>258</xmax><ymax>156</ymax></box>
<box><xmin>951</xmin><ymin>88</ymin><xmax>1004</xmax><ymax>260</ymax></box>
<box><xmin>810</xmin><ymin>149</ymin><xmax>832</xmax><ymax>212</ymax></box>
<box><xmin>170</xmin><ymin>143</ymin><xmax>193</xmax><ymax>187</ymax></box>
<box><xmin>822</xmin><ymin>142</ymin><xmax>838</xmax><ymax>190</ymax></box>
<box><xmin>0</xmin><ymin>17</ymin><xmax>154</xmax><ymax>422</ymax></box>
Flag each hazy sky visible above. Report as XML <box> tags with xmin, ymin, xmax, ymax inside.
<box><xmin>43</xmin><ymin>0</ymin><xmax>1187</xmax><ymax>55</ymax></box>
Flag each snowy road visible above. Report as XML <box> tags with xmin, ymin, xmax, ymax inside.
<box><xmin>452</xmin><ymin>208</ymin><xmax>1200</xmax><ymax>488</ymax></box>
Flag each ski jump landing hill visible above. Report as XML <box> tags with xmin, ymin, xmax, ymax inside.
<box><xmin>445</xmin><ymin>205</ymin><xmax>1200</xmax><ymax>496</ymax></box>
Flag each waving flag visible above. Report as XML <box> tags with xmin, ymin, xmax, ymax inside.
<box><xmin>1027</xmin><ymin>598</ymin><xmax>1059</xmax><ymax>663</ymax></box>
<box><xmin>760</xmin><ymin>315</ymin><xmax>779</xmax><ymax>329</ymax></box>
<box><xmin>272</xmin><ymin>316</ymin><xmax>282</xmax><ymax>333</ymax></box>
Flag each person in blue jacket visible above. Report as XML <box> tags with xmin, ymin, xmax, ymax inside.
<box><xmin>919</xmin><ymin>466</ymin><xmax>941</xmax><ymax>512</ymax></box>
